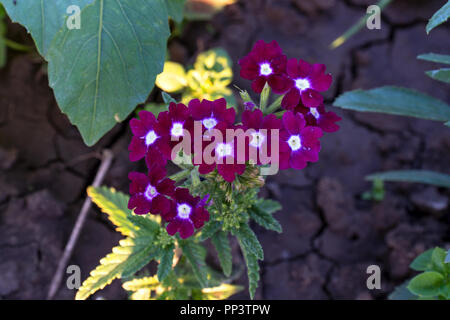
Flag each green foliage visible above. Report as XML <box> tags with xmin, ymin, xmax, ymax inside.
<box><xmin>166</xmin><ymin>0</ymin><xmax>186</xmax><ymax>23</ymax></box>
<box><xmin>211</xmin><ymin>231</ymin><xmax>233</xmax><ymax>277</ymax></box>
<box><xmin>47</xmin><ymin>0</ymin><xmax>170</xmax><ymax>146</ymax></box>
<box><xmin>329</xmin><ymin>0</ymin><xmax>392</xmax><ymax>49</ymax></box>
<box><xmin>426</xmin><ymin>68</ymin><xmax>450</xmax><ymax>84</ymax></box>
<box><xmin>366</xmin><ymin>170</ymin><xmax>450</xmax><ymax>188</ymax></box>
<box><xmin>362</xmin><ymin>179</ymin><xmax>385</xmax><ymax>201</ymax></box>
<box><xmin>179</xmin><ymin>240</ymin><xmax>209</xmax><ymax>288</ymax></box>
<box><xmin>333</xmin><ymin>86</ymin><xmax>450</xmax><ymax>125</ymax></box>
<box><xmin>249</xmin><ymin>199</ymin><xmax>282</xmax><ymax>233</ymax></box>
<box><xmin>408</xmin><ymin>272</ymin><xmax>445</xmax><ymax>297</ymax></box>
<box><xmin>418</xmin><ymin>53</ymin><xmax>450</xmax><ymax>65</ymax></box>
<box><xmin>1</xmin><ymin>0</ymin><xmax>186</xmax><ymax>146</ymax></box>
<box><xmin>426</xmin><ymin>0</ymin><xmax>450</xmax><ymax>34</ymax></box>
<box><xmin>198</xmin><ymin>220</ymin><xmax>222</xmax><ymax>241</ymax></box>
<box><xmin>76</xmin><ymin>236</ymin><xmax>160</xmax><ymax>300</ymax></box>
<box><xmin>235</xmin><ymin>232</ymin><xmax>260</xmax><ymax>299</ymax></box>
<box><xmin>391</xmin><ymin>247</ymin><xmax>450</xmax><ymax>300</ymax></box>
<box><xmin>157</xmin><ymin>244</ymin><xmax>175</xmax><ymax>282</ymax></box>
<box><xmin>232</xmin><ymin>224</ymin><xmax>264</xmax><ymax>261</ymax></box>
<box><xmin>156</xmin><ymin>48</ymin><xmax>235</xmax><ymax>106</ymax></box>
<box><xmin>0</xmin><ymin>0</ymin><xmax>94</xmax><ymax>57</ymax></box>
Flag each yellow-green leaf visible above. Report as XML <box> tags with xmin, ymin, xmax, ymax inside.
<box><xmin>156</xmin><ymin>61</ymin><xmax>188</xmax><ymax>93</ymax></box>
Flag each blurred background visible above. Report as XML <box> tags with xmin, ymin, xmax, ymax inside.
<box><xmin>0</xmin><ymin>0</ymin><xmax>449</xmax><ymax>299</ymax></box>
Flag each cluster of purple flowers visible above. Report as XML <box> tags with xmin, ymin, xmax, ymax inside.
<box><xmin>127</xmin><ymin>40</ymin><xmax>341</xmax><ymax>239</ymax></box>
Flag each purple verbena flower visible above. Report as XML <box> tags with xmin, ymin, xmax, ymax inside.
<box><xmin>281</xmin><ymin>59</ymin><xmax>332</xmax><ymax>109</ymax></box>
<box><xmin>239</xmin><ymin>40</ymin><xmax>291</xmax><ymax>94</ymax></box>
<box><xmin>128</xmin><ymin>165</ymin><xmax>175</xmax><ymax>215</ymax></box>
<box><xmin>293</xmin><ymin>103</ymin><xmax>342</xmax><ymax>133</ymax></box>
<box><xmin>188</xmin><ymin>98</ymin><xmax>235</xmax><ymax>131</ymax></box>
<box><xmin>128</xmin><ymin>110</ymin><xmax>167</xmax><ymax>165</ymax></box>
<box><xmin>164</xmin><ymin>188</ymin><xmax>210</xmax><ymax>239</ymax></box>
<box><xmin>279</xmin><ymin>111</ymin><xmax>323</xmax><ymax>170</ymax></box>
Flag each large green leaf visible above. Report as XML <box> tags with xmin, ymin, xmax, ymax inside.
<box><xmin>426</xmin><ymin>0</ymin><xmax>450</xmax><ymax>34</ymax></box>
<box><xmin>426</xmin><ymin>68</ymin><xmax>450</xmax><ymax>84</ymax></box>
<box><xmin>47</xmin><ymin>0</ymin><xmax>170</xmax><ymax>145</ymax></box>
<box><xmin>0</xmin><ymin>0</ymin><xmax>94</xmax><ymax>57</ymax></box>
<box><xmin>418</xmin><ymin>53</ymin><xmax>450</xmax><ymax>65</ymax></box>
<box><xmin>76</xmin><ymin>236</ymin><xmax>159</xmax><ymax>300</ymax></box>
<box><xmin>165</xmin><ymin>0</ymin><xmax>186</xmax><ymax>23</ymax></box>
<box><xmin>334</xmin><ymin>86</ymin><xmax>450</xmax><ymax>124</ymax></box>
<box><xmin>366</xmin><ymin>170</ymin><xmax>450</xmax><ymax>188</ymax></box>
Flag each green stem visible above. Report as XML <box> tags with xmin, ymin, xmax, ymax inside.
<box><xmin>4</xmin><ymin>39</ymin><xmax>32</xmax><ymax>52</ymax></box>
<box><xmin>264</xmin><ymin>95</ymin><xmax>283</xmax><ymax>115</ymax></box>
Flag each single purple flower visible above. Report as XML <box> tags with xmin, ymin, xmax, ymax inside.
<box><xmin>164</xmin><ymin>188</ymin><xmax>210</xmax><ymax>239</ymax></box>
<box><xmin>281</xmin><ymin>59</ymin><xmax>332</xmax><ymax>109</ymax></box>
<box><xmin>128</xmin><ymin>111</ymin><xmax>167</xmax><ymax>165</ymax></box>
<box><xmin>128</xmin><ymin>166</ymin><xmax>175</xmax><ymax>215</ymax></box>
<box><xmin>279</xmin><ymin>111</ymin><xmax>323</xmax><ymax>170</ymax></box>
<box><xmin>239</xmin><ymin>40</ymin><xmax>291</xmax><ymax>94</ymax></box>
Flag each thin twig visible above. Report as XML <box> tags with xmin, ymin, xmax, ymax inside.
<box><xmin>47</xmin><ymin>149</ymin><xmax>114</xmax><ymax>300</ymax></box>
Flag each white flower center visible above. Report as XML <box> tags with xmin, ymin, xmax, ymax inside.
<box><xmin>144</xmin><ymin>130</ymin><xmax>158</xmax><ymax>146</ymax></box>
<box><xmin>287</xmin><ymin>135</ymin><xmax>302</xmax><ymax>151</ymax></box>
<box><xmin>171</xmin><ymin>122</ymin><xmax>184</xmax><ymax>137</ymax></box>
<box><xmin>177</xmin><ymin>203</ymin><xmax>192</xmax><ymax>219</ymax></box>
<box><xmin>202</xmin><ymin>117</ymin><xmax>217</xmax><ymax>130</ymax></box>
<box><xmin>250</xmin><ymin>131</ymin><xmax>265</xmax><ymax>148</ymax></box>
<box><xmin>260</xmin><ymin>63</ymin><xmax>273</xmax><ymax>76</ymax></box>
<box><xmin>144</xmin><ymin>184</ymin><xmax>158</xmax><ymax>200</ymax></box>
<box><xmin>215</xmin><ymin>143</ymin><xmax>233</xmax><ymax>158</ymax></box>
<box><xmin>310</xmin><ymin>107</ymin><xmax>320</xmax><ymax>119</ymax></box>
<box><xmin>295</xmin><ymin>78</ymin><xmax>310</xmax><ymax>91</ymax></box>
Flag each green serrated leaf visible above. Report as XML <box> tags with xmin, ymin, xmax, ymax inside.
<box><xmin>236</xmin><ymin>237</ymin><xmax>260</xmax><ymax>299</ymax></box>
<box><xmin>410</xmin><ymin>248</ymin><xmax>434</xmax><ymax>271</ymax></box>
<box><xmin>211</xmin><ymin>231</ymin><xmax>232</xmax><ymax>277</ymax></box>
<box><xmin>249</xmin><ymin>199</ymin><xmax>282</xmax><ymax>233</ymax></box>
<box><xmin>407</xmin><ymin>271</ymin><xmax>444</xmax><ymax>297</ymax></box>
<box><xmin>198</xmin><ymin>220</ymin><xmax>222</xmax><ymax>241</ymax></box>
<box><xmin>157</xmin><ymin>244</ymin><xmax>174</xmax><ymax>282</ymax></box>
<box><xmin>180</xmin><ymin>240</ymin><xmax>208</xmax><ymax>288</ymax></box>
<box><xmin>418</xmin><ymin>53</ymin><xmax>450</xmax><ymax>65</ymax></box>
<box><xmin>426</xmin><ymin>68</ymin><xmax>450</xmax><ymax>84</ymax></box>
<box><xmin>165</xmin><ymin>0</ymin><xmax>186</xmax><ymax>23</ymax></box>
<box><xmin>88</xmin><ymin>186</ymin><xmax>160</xmax><ymax>237</ymax></box>
<box><xmin>87</xmin><ymin>186</ymin><xmax>135</xmax><ymax>237</ymax></box>
<box><xmin>47</xmin><ymin>0</ymin><xmax>170</xmax><ymax>146</ymax></box>
<box><xmin>232</xmin><ymin>224</ymin><xmax>263</xmax><ymax>261</ymax></box>
<box><xmin>426</xmin><ymin>1</ymin><xmax>450</xmax><ymax>34</ymax></box>
<box><xmin>366</xmin><ymin>170</ymin><xmax>450</xmax><ymax>188</ymax></box>
<box><xmin>333</xmin><ymin>86</ymin><xmax>450</xmax><ymax>124</ymax></box>
<box><xmin>76</xmin><ymin>236</ymin><xmax>159</xmax><ymax>300</ymax></box>
<box><xmin>0</xmin><ymin>0</ymin><xmax>94</xmax><ymax>57</ymax></box>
